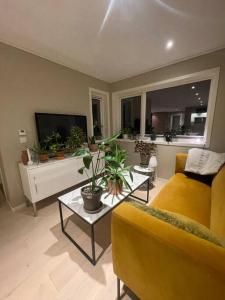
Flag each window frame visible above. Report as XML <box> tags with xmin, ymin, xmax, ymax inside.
<box><xmin>112</xmin><ymin>67</ymin><xmax>220</xmax><ymax>147</ymax></box>
<box><xmin>89</xmin><ymin>88</ymin><xmax>110</xmax><ymax>140</ymax></box>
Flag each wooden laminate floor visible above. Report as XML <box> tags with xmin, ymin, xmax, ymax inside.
<box><xmin>0</xmin><ymin>178</ymin><xmax>167</xmax><ymax>300</ymax></box>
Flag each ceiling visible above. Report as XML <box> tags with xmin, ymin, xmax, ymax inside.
<box><xmin>0</xmin><ymin>1</ymin><xmax>225</xmax><ymax>82</ymax></box>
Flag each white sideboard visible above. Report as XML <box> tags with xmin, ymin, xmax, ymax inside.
<box><xmin>19</xmin><ymin>153</ymin><xmax>101</xmax><ymax>216</ymax></box>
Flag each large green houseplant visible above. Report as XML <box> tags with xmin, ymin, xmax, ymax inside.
<box><xmin>74</xmin><ymin>134</ymin><xmax>133</xmax><ymax>213</ymax></box>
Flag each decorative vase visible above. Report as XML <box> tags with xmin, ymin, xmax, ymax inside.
<box><xmin>140</xmin><ymin>153</ymin><xmax>150</xmax><ymax>167</ymax></box>
<box><xmin>149</xmin><ymin>155</ymin><xmax>158</xmax><ymax>181</ymax></box>
<box><xmin>21</xmin><ymin>150</ymin><xmax>29</xmax><ymax>165</ymax></box>
<box><xmin>81</xmin><ymin>185</ymin><xmax>103</xmax><ymax>213</ymax></box>
<box><xmin>107</xmin><ymin>180</ymin><xmax>123</xmax><ymax>195</ymax></box>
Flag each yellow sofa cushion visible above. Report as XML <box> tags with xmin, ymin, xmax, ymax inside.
<box><xmin>151</xmin><ymin>173</ymin><xmax>211</xmax><ymax>227</ymax></box>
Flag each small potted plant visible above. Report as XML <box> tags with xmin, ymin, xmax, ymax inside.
<box><xmin>135</xmin><ymin>141</ymin><xmax>156</xmax><ymax>167</ymax></box>
<box><xmin>88</xmin><ymin>136</ymin><xmax>98</xmax><ymax>152</ymax></box>
<box><xmin>31</xmin><ymin>143</ymin><xmax>49</xmax><ymax>163</ymax></box>
<box><xmin>67</xmin><ymin>126</ymin><xmax>85</xmax><ymax>152</ymax></box>
<box><xmin>45</xmin><ymin>131</ymin><xmax>65</xmax><ymax>159</ymax></box>
<box><xmin>122</xmin><ymin>128</ymin><xmax>130</xmax><ymax>139</ymax></box>
<box><xmin>164</xmin><ymin>130</ymin><xmax>176</xmax><ymax>143</ymax></box>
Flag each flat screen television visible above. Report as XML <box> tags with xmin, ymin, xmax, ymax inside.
<box><xmin>35</xmin><ymin>113</ymin><xmax>87</xmax><ymax>145</ymax></box>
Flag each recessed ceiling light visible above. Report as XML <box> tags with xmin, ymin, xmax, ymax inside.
<box><xmin>195</xmin><ymin>93</ymin><xmax>199</xmax><ymax>96</ymax></box>
<box><xmin>191</xmin><ymin>86</ymin><xmax>195</xmax><ymax>90</ymax></box>
<box><xmin>166</xmin><ymin>40</ymin><xmax>174</xmax><ymax>50</ymax></box>
<box><xmin>198</xmin><ymin>97</ymin><xmax>201</xmax><ymax>100</ymax></box>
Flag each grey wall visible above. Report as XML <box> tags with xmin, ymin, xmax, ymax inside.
<box><xmin>0</xmin><ymin>42</ymin><xmax>110</xmax><ymax>208</ymax></box>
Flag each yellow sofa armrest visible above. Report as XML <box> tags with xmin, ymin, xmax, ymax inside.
<box><xmin>175</xmin><ymin>153</ymin><xmax>188</xmax><ymax>173</ymax></box>
<box><xmin>112</xmin><ymin>202</ymin><xmax>225</xmax><ymax>300</ymax></box>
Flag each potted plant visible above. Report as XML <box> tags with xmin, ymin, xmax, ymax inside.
<box><xmin>67</xmin><ymin>126</ymin><xmax>85</xmax><ymax>152</ymax></box>
<box><xmin>122</xmin><ymin>128</ymin><xmax>131</xmax><ymax>139</ymax></box>
<box><xmin>45</xmin><ymin>131</ymin><xmax>65</xmax><ymax>159</ymax></box>
<box><xmin>31</xmin><ymin>143</ymin><xmax>49</xmax><ymax>163</ymax></box>
<box><xmin>88</xmin><ymin>136</ymin><xmax>98</xmax><ymax>152</ymax></box>
<box><xmin>74</xmin><ymin>133</ymin><xmax>132</xmax><ymax>212</ymax></box>
<box><xmin>164</xmin><ymin>130</ymin><xmax>176</xmax><ymax>143</ymax></box>
<box><xmin>135</xmin><ymin>141</ymin><xmax>156</xmax><ymax>167</ymax></box>
<box><xmin>101</xmin><ymin>142</ymin><xmax>133</xmax><ymax>195</ymax></box>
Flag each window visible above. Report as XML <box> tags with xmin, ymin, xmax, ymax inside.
<box><xmin>121</xmin><ymin>95</ymin><xmax>141</xmax><ymax>134</ymax></box>
<box><xmin>145</xmin><ymin>80</ymin><xmax>211</xmax><ymax>136</ymax></box>
<box><xmin>112</xmin><ymin>68</ymin><xmax>219</xmax><ymax>146</ymax></box>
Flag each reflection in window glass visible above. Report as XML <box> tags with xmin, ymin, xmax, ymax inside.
<box><xmin>121</xmin><ymin>96</ymin><xmax>141</xmax><ymax>134</ymax></box>
<box><xmin>92</xmin><ymin>98</ymin><xmax>102</xmax><ymax>138</ymax></box>
<box><xmin>145</xmin><ymin>80</ymin><xmax>211</xmax><ymax>136</ymax></box>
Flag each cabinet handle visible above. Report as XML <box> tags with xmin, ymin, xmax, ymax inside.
<box><xmin>33</xmin><ymin>176</ymin><xmax>38</xmax><ymax>194</ymax></box>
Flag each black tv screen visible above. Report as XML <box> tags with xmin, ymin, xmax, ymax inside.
<box><xmin>35</xmin><ymin>113</ymin><xmax>87</xmax><ymax>144</ymax></box>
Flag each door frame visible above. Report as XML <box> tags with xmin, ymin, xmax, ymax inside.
<box><xmin>89</xmin><ymin>88</ymin><xmax>110</xmax><ymax>139</ymax></box>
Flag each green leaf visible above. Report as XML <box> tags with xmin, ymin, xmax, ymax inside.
<box><xmin>83</xmin><ymin>155</ymin><xmax>92</xmax><ymax>169</ymax></box>
<box><xmin>78</xmin><ymin>167</ymin><xmax>85</xmax><ymax>174</ymax></box>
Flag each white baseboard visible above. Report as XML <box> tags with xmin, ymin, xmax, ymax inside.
<box><xmin>11</xmin><ymin>202</ymin><xmax>26</xmax><ymax>212</ymax></box>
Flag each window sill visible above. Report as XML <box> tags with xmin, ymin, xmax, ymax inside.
<box><xmin>117</xmin><ymin>138</ymin><xmax>205</xmax><ymax>148</ymax></box>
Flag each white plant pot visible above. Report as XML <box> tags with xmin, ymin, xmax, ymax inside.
<box><xmin>123</xmin><ymin>134</ymin><xmax>129</xmax><ymax>139</ymax></box>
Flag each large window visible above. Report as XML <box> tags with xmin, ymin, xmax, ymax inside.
<box><xmin>121</xmin><ymin>95</ymin><xmax>141</xmax><ymax>134</ymax></box>
<box><xmin>112</xmin><ymin>68</ymin><xmax>219</xmax><ymax>146</ymax></box>
<box><xmin>145</xmin><ymin>80</ymin><xmax>211</xmax><ymax>136</ymax></box>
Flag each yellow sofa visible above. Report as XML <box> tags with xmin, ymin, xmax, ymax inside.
<box><xmin>112</xmin><ymin>153</ymin><xmax>225</xmax><ymax>300</ymax></box>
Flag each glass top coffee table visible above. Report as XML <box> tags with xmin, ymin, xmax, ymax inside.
<box><xmin>58</xmin><ymin>172</ymin><xmax>150</xmax><ymax>265</ymax></box>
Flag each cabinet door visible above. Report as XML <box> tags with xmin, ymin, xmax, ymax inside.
<box><xmin>29</xmin><ymin>159</ymin><xmax>79</xmax><ymax>201</ymax></box>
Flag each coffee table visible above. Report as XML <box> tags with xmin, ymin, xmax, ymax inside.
<box><xmin>58</xmin><ymin>172</ymin><xmax>150</xmax><ymax>265</ymax></box>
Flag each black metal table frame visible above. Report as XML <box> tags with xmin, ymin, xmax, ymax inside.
<box><xmin>58</xmin><ymin>177</ymin><xmax>150</xmax><ymax>265</ymax></box>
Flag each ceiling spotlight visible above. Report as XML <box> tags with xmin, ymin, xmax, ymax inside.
<box><xmin>200</xmin><ymin>103</ymin><xmax>203</xmax><ymax>106</ymax></box>
<box><xmin>195</xmin><ymin>93</ymin><xmax>199</xmax><ymax>96</ymax></box>
<box><xmin>198</xmin><ymin>97</ymin><xmax>201</xmax><ymax>100</ymax></box>
<box><xmin>166</xmin><ymin>40</ymin><xmax>174</xmax><ymax>50</ymax></box>
<box><xmin>191</xmin><ymin>86</ymin><xmax>195</xmax><ymax>90</ymax></box>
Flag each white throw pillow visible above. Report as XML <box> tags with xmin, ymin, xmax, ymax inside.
<box><xmin>185</xmin><ymin>148</ymin><xmax>225</xmax><ymax>175</ymax></box>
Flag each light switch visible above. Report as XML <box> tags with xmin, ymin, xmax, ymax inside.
<box><xmin>19</xmin><ymin>136</ymin><xmax>27</xmax><ymax>144</ymax></box>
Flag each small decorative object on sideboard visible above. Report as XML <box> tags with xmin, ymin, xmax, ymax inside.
<box><xmin>21</xmin><ymin>150</ymin><xmax>29</xmax><ymax>165</ymax></box>
<box><xmin>135</xmin><ymin>141</ymin><xmax>156</xmax><ymax>167</ymax></box>
<box><xmin>88</xmin><ymin>136</ymin><xmax>98</xmax><ymax>152</ymax></box>
<box><xmin>31</xmin><ymin>143</ymin><xmax>49</xmax><ymax>163</ymax></box>
<box><xmin>122</xmin><ymin>128</ymin><xmax>131</xmax><ymax>139</ymax></box>
<box><xmin>164</xmin><ymin>130</ymin><xmax>176</xmax><ymax>143</ymax></box>
<box><xmin>27</xmin><ymin>148</ymin><xmax>33</xmax><ymax>166</ymax></box>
